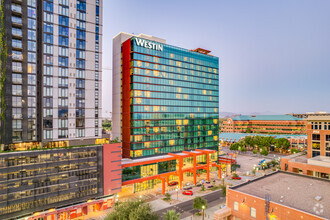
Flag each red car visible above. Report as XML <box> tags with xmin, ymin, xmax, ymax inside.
<box><xmin>168</xmin><ymin>181</ymin><xmax>178</xmax><ymax>186</ymax></box>
<box><xmin>231</xmin><ymin>176</ymin><xmax>242</xmax><ymax>180</ymax></box>
<box><xmin>182</xmin><ymin>190</ymin><xmax>193</xmax><ymax>196</ymax></box>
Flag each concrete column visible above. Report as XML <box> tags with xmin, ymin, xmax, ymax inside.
<box><xmin>206</xmin><ymin>153</ymin><xmax>210</xmax><ymax>181</ymax></box>
<box><xmin>179</xmin><ymin>157</ymin><xmax>183</xmax><ymax>189</ymax></box>
<box><xmin>193</xmin><ymin>155</ymin><xmax>197</xmax><ymax>185</ymax></box>
<box><xmin>166</xmin><ymin>175</ymin><xmax>169</xmax><ymax>184</ymax></box>
<box><xmin>162</xmin><ymin>178</ymin><xmax>165</xmax><ymax>195</ymax></box>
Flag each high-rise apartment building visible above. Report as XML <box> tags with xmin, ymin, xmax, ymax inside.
<box><xmin>0</xmin><ymin>0</ymin><xmax>103</xmax><ymax>151</ymax></box>
<box><xmin>113</xmin><ymin>33</ymin><xmax>219</xmax><ymax>159</ymax></box>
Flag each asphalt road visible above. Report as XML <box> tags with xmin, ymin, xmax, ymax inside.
<box><xmin>155</xmin><ymin>190</ymin><xmax>225</xmax><ymax>219</ymax></box>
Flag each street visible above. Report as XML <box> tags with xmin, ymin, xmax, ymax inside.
<box><xmin>155</xmin><ymin>189</ymin><xmax>225</xmax><ymax>219</ymax></box>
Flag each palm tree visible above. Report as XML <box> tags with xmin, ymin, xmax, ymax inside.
<box><xmin>164</xmin><ymin>209</ymin><xmax>180</xmax><ymax>220</ymax></box>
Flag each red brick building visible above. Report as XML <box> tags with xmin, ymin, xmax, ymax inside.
<box><xmin>214</xmin><ymin>172</ymin><xmax>329</xmax><ymax>220</ymax></box>
<box><xmin>221</xmin><ymin>115</ymin><xmax>306</xmax><ymax>135</ymax></box>
<box><xmin>281</xmin><ymin>116</ymin><xmax>330</xmax><ymax>180</ymax></box>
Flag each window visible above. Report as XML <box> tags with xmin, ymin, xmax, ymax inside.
<box><xmin>28</xmin><ymin>63</ymin><xmax>36</xmax><ymax>73</ymax></box>
<box><xmin>250</xmin><ymin>207</ymin><xmax>256</xmax><ymax>218</ymax></box>
<box><xmin>233</xmin><ymin>201</ymin><xmax>239</xmax><ymax>211</ymax></box>
<box><xmin>28</xmin><ymin>41</ymin><xmax>36</xmax><ymax>51</ymax></box>
<box><xmin>12</xmin><ymin>96</ymin><xmax>22</xmax><ymax>107</ymax></box>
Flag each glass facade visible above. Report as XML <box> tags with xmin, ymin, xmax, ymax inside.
<box><xmin>124</xmin><ymin>37</ymin><xmax>219</xmax><ymax>158</ymax></box>
<box><xmin>0</xmin><ymin>146</ymin><xmax>103</xmax><ymax>219</ymax></box>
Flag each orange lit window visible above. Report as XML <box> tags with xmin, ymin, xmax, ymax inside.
<box><xmin>176</xmin><ymin>94</ymin><xmax>181</xmax><ymax>99</ymax></box>
<box><xmin>169</xmin><ymin>140</ymin><xmax>175</xmax><ymax>145</ymax></box>
<box><xmin>183</xmin><ymin>120</ymin><xmax>189</xmax><ymax>125</ymax></box>
<box><xmin>144</xmin><ymin>91</ymin><xmax>150</xmax><ymax>97</ymax></box>
<box><xmin>161</xmin><ymin>127</ymin><xmax>167</xmax><ymax>132</ymax></box>
<box><xmin>145</xmin><ymin>69</ymin><xmax>150</xmax><ymax>75</ymax></box>
<box><xmin>135</xmin><ymin>150</ymin><xmax>142</xmax><ymax>157</ymax></box>
<box><xmin>137</xmin><ymin>61</ymin><xmax>142</xmax><ymax>67</ymax></box>
<box><xmin>208</xmin><ymin>130</ymin><xmax>213</xmax><ymax>135</ymax></box>
<box><xmin>135</xmin><ymin>98</ymin><xmax>142</xmax><ymax>104</ymax></box>
<box><xmin>134</xmin><ymin>90</ymin><xmax>142</xmax><ymax>96</ymax></box>
<box><xmin>154</xmin><ymin>70</ymin><xmax>159</xmax><ymax>76</ymax></box>
<box><xmin>213</xmin><ymin>136</ymin><xmax>218</xmax><ymax>141</ymax></box>
<box><xmin>176</xmin><ymin>120</ymin><xmax>182</xmax><ymax>125</ymax></box>
<box><xmin>161</xmin><ymin>106</ymin><xmax>167</xmax><ymax>112</ymax></box>
<box><xmin>144</xmin><ymin>106</ymin><xmax>150</xmax><ymax>111</ymax></box>
<box><xmin>153</xmin><ymin>106</ymin><xmax>160</xmax><ymax>112</ymax></box>
<box><xmin>135</xmin><ymin>135</ymin><xmax>142</xmax><ymax>142</ymax></box>
<box><xmin>184</xmin><ymin>94</ymin><xmax>189</xmax><ymax>99</ymax></box>
<box><xmin>213</xmin><ymin>119</ymin><xmax>218</xmax><ymax>124</ymax></box>
<box><xmin>170</xmin><ymin>54</ymin><xmax>174</xmax><ymax>58</ymax></box>
<box><xmin>153</xmin><ymin>127</ymin><xmax>159</xmax><ymax>133</ymax></box>
<box><xmin>145</xmin><ymin>142</ymin><xmax>150</xmax><ymax>148</ymax></box>
<box><xmin>203</xmin><ymin>90</ymin><xmax>206</xmax><ymax>95</ymax></box>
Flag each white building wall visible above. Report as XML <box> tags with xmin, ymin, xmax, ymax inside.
<box><xmin>112</xmin><ymin>33</ymin><xmax>165</xmax><ymax>140</ymax></box>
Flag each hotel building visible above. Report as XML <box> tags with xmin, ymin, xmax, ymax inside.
<box><xmin>113</xmin><ymin>33</ymin><xmax>221</xmax><ymax>194</ymax></box>
<box><xmin>0</xmin><ymin>0</ymin><xmax>103</xmax><ymax>151</ymax></box>
<box><xmin>221</xmin><ymin>115</ymin><xmax>306</xmax><ymax>135</ymax></box>
<box><xmin>214</xmin><ymin>171</ymin><xmax>330</xmax><ymax>220</ymax></box>
<box><xmin>281</xmin><ymin>116</ymin><xmax>330</xmax><ymax>180</ymax></box>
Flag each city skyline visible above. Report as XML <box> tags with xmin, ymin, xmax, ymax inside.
<box><xmin>102</xmin><ymin>0</ymin><xmax>330</xmax><ymax>116</ymax></box>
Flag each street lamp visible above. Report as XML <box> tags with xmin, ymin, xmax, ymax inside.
<box><xmin>175</xmin><ymin>188</ymin><xmax>178</xmax><ymax>200</ymax></box>
<box><xmin>202</xmin><ymin>205</ymin><xmax>205</xmax><ymax>220</ymax></box>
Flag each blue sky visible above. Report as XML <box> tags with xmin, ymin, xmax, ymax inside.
<box><xmin>102</xmin><ymin>0</ymin><xmax>330</xmax><ymax>116</ymax></box>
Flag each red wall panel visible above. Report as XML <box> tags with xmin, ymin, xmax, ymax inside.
<box><xmin>103</xmin><ymin>143</ymin><xmax>122</xmax><ymax>195</ymax></box>
<box><xmin>121</xmin><ymin>39</ymin><xmax>132</xmax><ymax>158</ymax></box>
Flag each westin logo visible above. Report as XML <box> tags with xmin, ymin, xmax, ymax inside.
<box><xmin>135</xmin><ymin>38</ymin><xmax>163</xmax><ymax>51</ymax></box>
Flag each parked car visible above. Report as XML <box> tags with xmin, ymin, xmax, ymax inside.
<box><xmin>206</xmin><ymin>181</ymin><xmax>211</xmax><ymax>184</ymax></box>
<box><xmin>196</xmin><ymin>183</ymin><xmax>202</xmax><ymax>187</ymax></box>
<box><xmin>231</xmin><ymin>176</ymin><xmax>242</xmax><ymax>180</ymax></box>
<box><xmin>185</xmin><ymin>182</ymin><xmax>191</xmax><ymax>186</ymax></box>
<box><xmin>183</xmin><ymin>186</ymin><xmax>193</xmax><ymax>190</ymax></box>
<box><xmin>207</xmin><ymin>185</ymin><xmax>214</xmax><ymax>188</ymax></box>
<box><xmin>182</xmin><ymin>190</ymin><xmax>193</xmax><ymax>196</ymax></box>
<box><xmin>168</xmin><ymin>181</ymin><xmax>178</xmax><ymax>186</ymax></box>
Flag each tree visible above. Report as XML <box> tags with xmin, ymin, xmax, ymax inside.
<box><xmin>252</xmin><ymin>149</ymin><xmax>258</xmax><ymax>154</ymax></box>
<box><xmin>240</xmin><ymin>146</ymin><xmax>247</xmax><ymax>153</ymax></box>
<box><xmin>164</xmin><ymin>210</ymin><xmax>180</xmax><ymax>220</ymax></box>
<box><xmin>260</xmin><ymin>148</ymin><xmax>269</xmax><ymax>156</ymax></box>
<box><xmin>193</xmin><ymin>196</ymin><xmax>208</xmax><ymax>213</ymax></box>
<box><xmin>102</xmin><ymin>119</ymin><xmax>112</xmax><ymax>131</ymax></box>
<box><xmin>244</xmin><ymin>136</ymin><xmax>255</xmax><ymax>149</ymax></box>
<box><xmin>246</xmin><ymin>128</ymin><xmax>252</xmax><ymax>133</ymax></box>
<box><xmin>110</xmin><ymin>137</ymin><xmax>120</xmax><ymax>143</ymax></box>
<box><xmin>201</xmin><ymin>185</ymin><xmax>205</xmax><ymax>191</ymax></box>
<box><xmin>164</xmin><ymin>192</ymin><xmax>171</xmax><ymax>201</ymax></box>
<box><xmin>230</xmin><ymin>142</ymin><xmax>241</xmax><ymax>151</ymax></box>
<box><xmin>106</xmin><ymin>200</ymin><xmax>158</xmax><ymax>220</ymax></box>
<box><xmin>275</xmin><ymin>138</ymin><xmax>290</xmax><ymax>151</ymax></box>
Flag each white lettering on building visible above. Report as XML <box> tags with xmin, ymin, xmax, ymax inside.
<box><xmin>135</xmin><ymin>38</ymin><xmax>163</xmax><ymax>51</ymax></box>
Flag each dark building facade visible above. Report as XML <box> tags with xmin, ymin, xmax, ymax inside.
<box><xmin>0</xmin><ymin>144</ymin><xmax>121</xmax><ymax>220</ymax></box>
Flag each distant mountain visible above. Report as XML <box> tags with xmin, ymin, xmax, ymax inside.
<box><xmin>219</xmin><ymin>111</ymin><xmax>283</xmax><ymax>118</ymax></box>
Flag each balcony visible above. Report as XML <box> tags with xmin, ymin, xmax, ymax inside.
<box><xmin>11</xmin><ymin>4</ymin><xmax>22</xmax><ymax>14</ymax></box>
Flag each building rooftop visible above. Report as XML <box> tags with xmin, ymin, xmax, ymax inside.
<box><xmin>232</xmin><ymin>115</ymin><xmax>302</xmax><ymax>121</ymax></box>
<box><xmin>219</xmin><ymin>132</ymin><xmax>307</xmax><ymax>142</ymax></box>
<box><xmin>231</xmin><ymin>171</ymin><xmax>330</xmax><ymax>219</ymax></box>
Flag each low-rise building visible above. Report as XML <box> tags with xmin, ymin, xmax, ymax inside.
<box><xmin>214</xmin><ymin>171</ymin><xmax>330</xmax><ymax>220</ymax></box>
<box><xmin>221</xmin><ymin>115</ymin><xmax>306</xmax><ymax>135</ymax></box>
<box><xmin>0</xmin><ymin>144</ymin><xmax>121</xmax><ymax>220</ymax></box>
<box><xmin>281</xmin><ymin>116</ymin><xmax>330</xmax><ymax>180</ymax></box>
